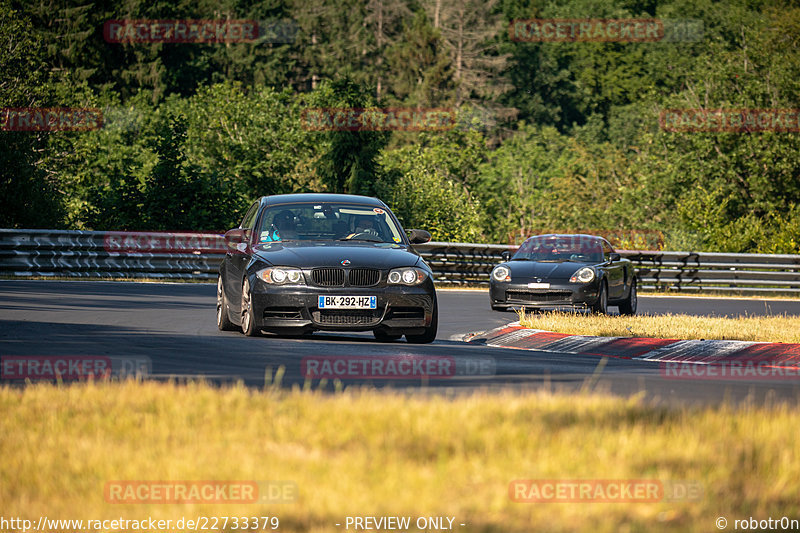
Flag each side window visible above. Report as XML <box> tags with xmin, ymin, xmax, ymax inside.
<box><xmin>240</xmin><ymin>202</ymin><xmax>259</xmax><ymax>242</ymax></box>
<box><xmin>241</xmin><ymin>202</ymin><xmax>258</xmax><ymax>229</ymax></box>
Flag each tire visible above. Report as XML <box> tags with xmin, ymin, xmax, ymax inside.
<box><xmin>591</xmin><ymin>281</ymin><xmax>608</xmax><ymax>315</ymax></box>
<box><xmin>373</xmin><ymin>330</ymin><xmax>402</xmax><ymax>342</ymax></box>
<box><xmin>619</xmin><ymin>277</ymin><xmax>638</xmax><ymax>315</ymax></box>
<box><xmin>405</xmin><ymin>298</ymin><xmax>438</xmax><ymax>344</ymax></box>
<box><xmin>240</xmin><ymin>278</ymin><xmax>261</xmax><ymax>337</ymax></box>
<box><xmin>216</xmin><ymin>275</ymin><xmax>237</xmax><ymax>331</ymax></box>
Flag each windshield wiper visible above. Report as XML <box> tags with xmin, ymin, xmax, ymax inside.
<box><xmin>337</xmin><ymin>237</ymin><xmax>384</xmax><ymax>243</ymax></box>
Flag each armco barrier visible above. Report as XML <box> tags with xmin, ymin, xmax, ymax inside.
<box><xmin>2</xmin><ymin>229</ymin><xmax>800</xmax><ymax>293</ymax></box>
<box><xmin>0</xmin><ymin>229</ymin><xmax>225</xmax><ymax>280</ymax></box>
<box><xmin>621</xmin><ymin>250</ymin><xmax>800</xmax><ymax>294</ymax></box>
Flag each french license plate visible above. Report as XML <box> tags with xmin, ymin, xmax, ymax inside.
<box><xmin>527</xmin><ymin>282</ymin><xmax>550</xmax><ymax>289</ymax></box>
<box><xmin>318</xmin><ymin>295</ymin><xmax>377</xmax><ymax>309</ymax></box>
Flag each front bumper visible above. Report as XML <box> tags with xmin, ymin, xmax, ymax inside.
<box><xmin>489</xmin><ymin>280</ymin><xmax>599</xmax><ymax>310</ymax></box>
<box><xmin>249</xmin><ymin>278</ymin><xmax>435</xmax><ymax>333</ymax></box>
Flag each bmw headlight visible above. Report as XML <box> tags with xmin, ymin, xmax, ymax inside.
<box><xmin>257</xmin><ymin>267</ymin><xmax>305</xmax><ymax>285</ymax></box>
<box><xmin>570</xmin><ymin>267</ymin><xmax>595</xmax><ymax>283</ymax></box>
<box><xmin>388</xmin><ymin>267</ymin><xmax>428</xmax><ymax>285</ymax></box>
<box><xmin>492</xmin><ymin>265</ymin><xmax>511</xmax><ymax>282</ymax></box>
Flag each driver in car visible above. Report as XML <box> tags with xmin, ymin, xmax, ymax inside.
<box><xmin>261</xmin><ymin>210</ymin><xmax>297</xmax><ymax>242</ymax></box>
<box><xmin>344</xmin><ymin>216</ymin><xmax>381</xmax><ymax>239</ymax></box>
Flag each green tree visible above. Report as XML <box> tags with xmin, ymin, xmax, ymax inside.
<box><xmin>422</xmin><ymin>0</ymin><xmax>509</xmax><ymax>105</ymax></box>
<box><xmin>384</xmin><ymin>11</ymin><xmax>455</xmax><ymax>107</ymax></box>
<box><xmin>305</xmin><ymin>78</ymin><xmax>389</xmax><ymax>195</ymax></box>
<box><xmin>79</xmin><ymin>108</ymin><xmax>236</xmax><ymax>231</ymax></box>
<box><xmin>389</xmin><ymin>164</ymin><xmax>485</xmax><ymax>242</ymax></box>
<box><xmin>627</xmin><ymin>4</ymin><xmax>800</xmax><ymax>251</ymax></box>
<box><xmin>0</xmin><ymin>2</ymin><xmax>64</xmax><ymax>228</ymax></box>
<box><xmin>380</xmin><ymin>128</ymin><xmax>487</xmax><ymax>241</ymax></box>
<box><xmin>178</xmin><ymin>81</ymin><xmax>315</xmax><ymax>206</ymax></box>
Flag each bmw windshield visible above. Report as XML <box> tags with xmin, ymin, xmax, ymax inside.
<box><xmin>257</xmin><ymin>202</ymin><xmax>405</xmax><ymax>244</ymax></box>
<box><xmin>512</xmin><ymin>236</ymin><xmax>604</xmax><ymax>263</ymax></box>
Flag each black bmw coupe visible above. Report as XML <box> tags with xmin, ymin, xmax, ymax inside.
<box><xmin>216</xmin><ymin>193</ymin><xmax>438</xmax><ymax>342</ymax></box>
<box><xmin>489</xmin><ymin>234</ymin><xmax>637</xmax><ymax>314</ymax></box>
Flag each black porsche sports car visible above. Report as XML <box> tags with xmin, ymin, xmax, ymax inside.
<box><xmin>216</xmin><ymin>193</ymin><xmax>438</xmax><ymax>343</ymax></box>
<box><xmin>489</xmin><ymin>234</ymin><xmax>637</xmax><ymax>314</ymax></box>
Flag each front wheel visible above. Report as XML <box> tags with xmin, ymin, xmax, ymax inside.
<box><xmin>591</xmin><ymin>282</ymin><xmax>608</xmax><ymax>315</ymax></box>
<box><xmin>216</xmin><ymin>276</ymin><xmax>237</xmax><ymax>331</ymax></box>
<box><xmin>406</xmin><ymin>299</ymin><xmax>438</xmax><ymax>344</ymax></box>
<box><xmin>619</xmin><ymin>277</ymin><xmax>638</xmax><ymax>315</ymax></box>
<box><xmin>240</xmin><ymin>278</ymin><xmax>261</xmax><ymax>336</ymax></box>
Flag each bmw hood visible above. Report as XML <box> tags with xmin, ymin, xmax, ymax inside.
<box><xmin>506</xmin><ymin>261</ymin><xmax>593</xmax><ymax>280</ymax></box>
<box><xmin>252</xmin><ymin>241</ymin><xmax>422</xmax><ymax>270</ymax></box>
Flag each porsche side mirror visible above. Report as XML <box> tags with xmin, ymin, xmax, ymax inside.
<box><xmin>501</xmin><ymin>251</ymin><xmax>511</xmax><ymax>261</ymax></box>
<box><xmin>609</xmin><ymin>252</ymin><xmax>621</xmax><ymax>262</ymax></box>
<box><xmin>406</xmin><ymin>229</ymin><xmax>431</xmax><ymax>244</ymax></box>
<box><xmin>224</xmin><ymin>228</ymin><xmax>246</xmax><ymax>250</ymax></box>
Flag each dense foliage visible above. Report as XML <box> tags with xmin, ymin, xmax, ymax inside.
<box><xmin>2</xmin><ymin>0</ymin><xmax>799</xmax><ymax>250</ymax></box>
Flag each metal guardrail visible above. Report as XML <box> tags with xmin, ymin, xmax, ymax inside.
<box><xmin>0</xmin><ymin>229</ymin><xmax>225</xmax><ymax>280</ymax></box>
<box><xmin>621</xmin><ymin>250</ymin><xmax>800</xmax><ymax>294</ymax></box>
<box><xmin>2</xmin><ymin>229</ymin><xmax>800</xmax><ymax>294</ymax></box>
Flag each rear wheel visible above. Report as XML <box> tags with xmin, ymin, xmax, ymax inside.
<box><xmin>406</xmin><ymin>299</ymin><xmax>438</xmax><ymax>344</ymax></box>
<box><xmin>240</xmin><ymin>278</ymin><xmax>261</xmax><ymax>336</ymax></box>
<box><xmin>591</xmin><ymin>282</ymin><xmax>608</xmax><ymax>315</ymax></box>
<box><xmin>216</xmin><ymin>276</ymin><xmax>237</xmax><ymax>331</ymax></box>
<box><xmin>619</xmin><ymin>277</ymin><xmax>638</xmax><ymax>315</ymax></box>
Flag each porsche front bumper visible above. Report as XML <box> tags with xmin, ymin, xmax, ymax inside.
<box><xmin>489</xmin><ymin>280</ymin><xmax>600</xmax><ymax>311</ymax></box>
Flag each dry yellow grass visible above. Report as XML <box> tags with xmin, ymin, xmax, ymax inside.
<box><xmin>518</xmin><ymin>310</ymin><xmax>800</xmax><ymax>343</ymax></box>
<box><xmin>639</xmin><ymin>290</ymin><xmax>800</xmax><ymax>301</ymax></box>
<box><xmin>2</xmin><ymin>380</ymin><xmax>800</xmax><ymax>532</ymax></box>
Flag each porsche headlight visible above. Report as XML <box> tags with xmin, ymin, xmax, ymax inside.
<box><xmin>570</xmin><ymin>267</ymin><xmax>595</xmax><ymax>283</ymax></box>
<box><xmin>257</xmin><ymin>267</ymin><xmax>305</xmax><ymax>285</ymax></box>
<box><xmin>492</xmin><ymin>265</ymin><xmax>511</xmax><ymax>282</ymax></box>
<box><xmin>388</xmin><ymin>267</ymin><xmax>428</xmax><ymax>285</ymax></box>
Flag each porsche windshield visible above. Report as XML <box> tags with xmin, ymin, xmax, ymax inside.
<box><xmin>257</xmin><ymin>203</ymin><xmax>404</xmax><ymax>244</ymax></box>
<box><xmin>513</xmin><ymin>236</ymin><xmax>604</xmax><ymax>263</ymax></box>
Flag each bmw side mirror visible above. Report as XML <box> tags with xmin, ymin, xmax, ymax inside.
<box><xmin>609</xmin><ymin>252</ymin><xmax>621</xmax><ymax>262</ymax></box>
<box><xmin>501</xmin><ymin>251</ymin><xmax>511</xmax><ymax>261</ymax></box>
<box><xmin>224</xmin><ymin>228</ymin><xmax>246</xmax><ymax>250</ymax></box>
<box><xmin>406</xmin><ymin>229</ymin><xmax>431</xmax><ymax>244</ymax></box>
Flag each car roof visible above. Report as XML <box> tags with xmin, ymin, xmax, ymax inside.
<box><xmin>529</xmin><ymin>233</ymin><xmax>602</xmax><ymax>240</ymax></box>
<box><xmin>525</xmin><ymin>234</ymin><xmax>611</xmax><ymax>247</ymax></box>
<box><xmin>261</xmin><ymin>193</ymin><xmax>386</xmax><ymax>207</ymax></box>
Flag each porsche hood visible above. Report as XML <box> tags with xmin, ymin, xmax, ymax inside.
<box><xmin>505</xmin><ymin>260</ymin><xmax>594</xmax><ymax>280</ymax></box>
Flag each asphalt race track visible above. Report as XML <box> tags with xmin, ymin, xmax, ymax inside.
<box><xmin>2</xmin><ymin>280</ymin><xmax>800</xmax><ymax>405</ymax></box>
